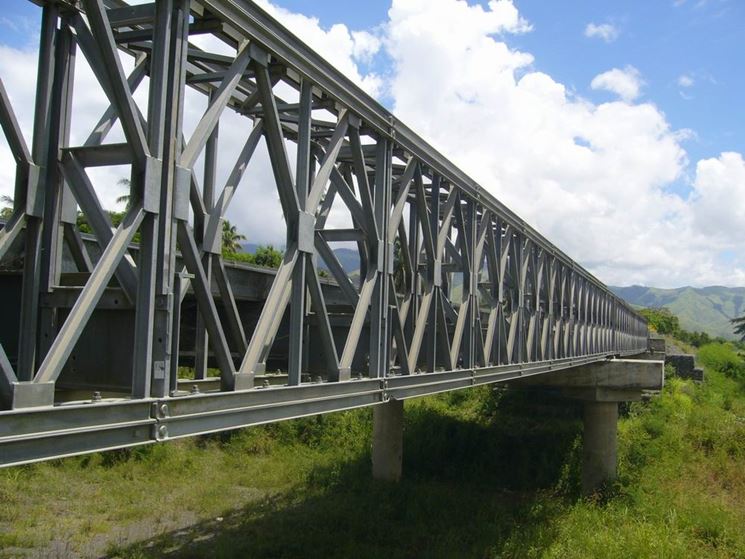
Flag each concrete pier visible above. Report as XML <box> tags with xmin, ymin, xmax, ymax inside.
<box><xmin>582</xmin><ymin>401</ymin><xmax>619</xmax><ymax>494</ymax></box>
<box><xmin>508</xmin><ymin>358</ymin><xmax>664</xmax><ymax>493</ymax></box>
<box><xmin>372</xmin><ymin>399</ymin><xmax>404</xmax><ymax>481</ymax></box>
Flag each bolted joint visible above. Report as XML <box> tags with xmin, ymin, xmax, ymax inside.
<box><xmin>234</xmin><ymin>372</ymin><xmax>255</xmax><ymax>391</ymax></box>
<box><xmin>24</xmin><ymin>163</ymin><xmax>43</xmax><ymax>217</ymax></box>
<box><xmin>142</xmin><ymin>156</ymin><xmax>163</xmax><ymax>213</ymax></box>
<box><xmin>153</xmin><ymin>361</ymin><xmax>166</xmax><ymax>381</ymax></box>
<box><xmin>204</xmin><ymin>215</ymin><xmax>223</xmax><ymax>255</ymax></box>
<box><xmin>348</xmin><ymin>113</ymin><xmax>361</xmax><ymax>129</ymax></box>
<box><xmin>154</xmin><ymin>424</ymin><xmax>169</xmax><ymax>441</ymax></box>
<box><xmin>297</xmin><ymin>211</ymin><xmax>316</xmax><ymax>253</ymax></box>
<box><xmin>173</xmin><ymin>165</ymin><xmax>191</xmax><ymax>221</ymax></box>
<box><xmin>248</xmin><ymin>43</ymin><xmax>270</xmax><ymax>66</ymax></box>
<box><xmin>3</xmin><ymin>381</ymin><xmax>55</xmax><ymax>410</ymax></box>
<box><xmin>433</xmin><ymin>259</ymin><xmax>442</xmax><ymax>287</ymax></box>
<box><xmin>375</xmin><ymin>243</ymin><xmax>385</xmax><ymax>273</ymax></box>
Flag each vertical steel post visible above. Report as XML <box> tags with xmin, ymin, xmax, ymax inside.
<box><xmin>288</xmin><ymin>79</ymin><xmax>312</xmax><ymax>385</ymax></box>
<box><xmin>155</xmin><ymin>0</ymin><xmax>189</xmax><ymax>395</ymax></box>
<box><xmin>38</xmin><ymin>22</ymin><xmax>76</xmax><ymax>363</ymax></box>
<box><xmin>132</xmin><ymin>0</ymin><xmax>187</xmax><ymax>398</ymax></box>
<box><xmin>425</xmin><ymin>176</ymin><xmax>441</xmax><ymax>372</ymax></box>
<box><xmin>369</xmin><ymin>136</ymin><xmax>391</xmax><ymax>378</ymax></box>
<box><xmin>18</xmin><ymin>5</ymin><xmax>58</xmax><ymax>381</ymax></box>
<box><xmin>463</xmin><ymin>199</ymin><xmax>477</xmax><ymax>368</ymax></box>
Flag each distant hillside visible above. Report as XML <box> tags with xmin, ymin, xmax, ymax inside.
<box><xmin>240</xmin><ymin>242</ymin><xmax>359</xmax><ymax>277</ymax></box>
<box><xmin>322</xmin><ymin>248</ymin><xmax>359</xmax><ymax>276</ymax></box>
<box><xmin>234</xmin><ymin>244</ymin><xmax>743</xmax><ymax>341</ymax></box>
<box><xmin>610</xmin><ymin>285</ymin><xmax>745</xmax><ymax>340</ymax></box>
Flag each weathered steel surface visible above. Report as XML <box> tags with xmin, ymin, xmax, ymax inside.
<box><xmin>0</xmin><ymin>0</ymin><xmax>647</xmax><ymax>467</ymax></box>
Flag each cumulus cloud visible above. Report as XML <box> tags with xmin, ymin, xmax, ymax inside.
<box><xmin>590</xmin><ymin>66</ymin><xmax>644</xmax><ymax>101</ymax></box>
<box><xmin>1</xmin><ymin>0</ymin><xmax>743</xmax><ymax>288</ymax></box>
<box><xmin>691</xmin><ymin>152</ymin><xmax>745</xmax><ymax>243</ymax></box>
<box><xmin>385</xmin><ymin>1</ymin><xmax>714</xmax><ymax>286</ymax></box>
<box><xmin>351</xmin><ymin>30</ymin><xmax>382</xmax><ymax>63</ymax></box>
<box><xmin>253</xmin><ymin>0</ymin><xmax>383</xmax><ymax>96</ymax></box>
<box><xmin>584</xmin><ymin>22</ymin><xmax>620</xmax><ymax>43</ymax></box>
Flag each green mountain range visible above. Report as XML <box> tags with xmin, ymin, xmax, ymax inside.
<box><xmin>610</xmin><ymin>285</ymin><xmax>745</xmax><ymax>340</ymax></box>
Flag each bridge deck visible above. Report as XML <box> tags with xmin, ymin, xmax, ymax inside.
<box><xmin>0</xmin><ymin>0</ymin><xmax>646</xmax><ymax>467</ymax></box>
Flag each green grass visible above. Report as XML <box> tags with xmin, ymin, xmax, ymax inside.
<box><xmin>2</xmin><ymin>351</ymin><xmax>745</xmax><ymax>558</ymax></box>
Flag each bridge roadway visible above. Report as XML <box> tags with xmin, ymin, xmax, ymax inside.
<box><xmin>0</xmin><ymin>0</ymin><xmax>653</xmax><ymax>489</ymax></box>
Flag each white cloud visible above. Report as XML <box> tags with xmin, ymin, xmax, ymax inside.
<box><xmin>253</xmin><ymin>0</ymin><xmax>383</xmax><ymax>96</ymax></box>
<box><xmin>584</xmin><ymin>22</ymin><xmax>620</xmax><ymax>43</ymax></box>
<box><xmin>384</xmin><ymin>0</ymin><xmax>744</xmax><ymax>287</ymax></box>
<box><xmin>677</xmin><ymin>74</ymin><xmax>694</xmax><ymax>87</ymax></box>
<box><xmin>590</xmin><ymin>66</ymin><xmax>644</xmax><ymax>101</ymax></box>
<box><xmin>1</xmin><ymin>0</ymin><xmax>743</xmax><ymax>289</ymax></box>
<box><xmin>351</xmin><ymin>30</ymin><xmax>382</xmax><ymax>63</ymax></box>
<box><xmin>691</xmin><ymin>152</ymin><xmax>745</xmax><ymax>243</ymax></box>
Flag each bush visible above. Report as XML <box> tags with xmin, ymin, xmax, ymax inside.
<box><xmin>222</xmin><ymin>244</ymin><xmax>283</xmax><ymax>269</ymax></box>
<box><xmin>639</xmin><ymin>307</ymin><xmax>679</xmax><ymax>335</ymax></box>
<box><xmin>639</xmin><ymin>307</ymin><xmax>734</xmax><ymax>348</ymax></box>
<box><xmin>698</xmin><ymin>343</ymin><xmax>745</xmax><ymax>380</ymax></box>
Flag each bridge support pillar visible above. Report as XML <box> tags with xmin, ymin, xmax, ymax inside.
<box><xmin>507</xmin><ymin>358</ymin><xmax>664</xmax><ymax>494</ymax></box>
<box><xmin>582</xmin><ymin>400</ymin><xmax>618</xmax><ymax>494</ymax></box>
<box><xmin>372</xmin><ymin>399</ymin><xmax>404</xmax><ymax>481</ymax></box>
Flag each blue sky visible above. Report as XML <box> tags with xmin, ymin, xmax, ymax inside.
<box><xmin>0</xmin><ymin>0</ymin><xmax>743</xmax><ymax>287</ymax></box>
<box><xmin>512</xmin><ymin>1</ymin><xmax>745</xmax><ymax>169</ymax></box>
<box><xmin>268</xmin><ymin>0</ymin><xmax>744</xmax><ymax>176</ymax></box>
<box><xmin>2</xmin><ymin>0</ymin><xmax>741</xmax><ymax>175</ymax></box>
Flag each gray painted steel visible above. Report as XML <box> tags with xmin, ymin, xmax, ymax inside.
<box><xmin>0</xmin><ymin>0</ymin><xmax>648</xmax><ymax>467</ymax></box>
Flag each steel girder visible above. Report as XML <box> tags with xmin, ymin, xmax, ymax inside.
<box><xmin>0</xmin><ymin>0</ymin><xmax>648</xmax><ymax>467</ymax></box>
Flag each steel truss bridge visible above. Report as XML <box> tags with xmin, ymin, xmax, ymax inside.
<box><xmin>0</xmin><ymin>0</ymin><xmax>648</xmax><ymax>468</ymax></box>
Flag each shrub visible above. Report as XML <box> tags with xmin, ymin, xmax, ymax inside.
<box><xmin>639</xmin><ymin>307</ymin><xmax>679</xmax><ymax>335</ymax></box>
<box><xmin>698</xmin><ymin>343</ymin><xmax>745</xmax><ymax>380</ymax></box>
<box><xmin>222</xmin><ymin>244</ymin><xmax>283</xmax><ymax>269</ymax></box>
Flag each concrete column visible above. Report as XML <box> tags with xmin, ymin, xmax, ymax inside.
<box><xmin>372</xmin><ymin>399</ymin><xmax>404</xmax><ymax>481</ymax></box>
<box><xmin>582</xmin><ymin>400</ymin><xmax>618</xmax><ymax>494</ymax></box>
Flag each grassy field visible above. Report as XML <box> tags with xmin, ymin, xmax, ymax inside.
<box><xmin>1</xmin><ymin>343</ymin><xmax>744</xmax><ymax>558</ymax></box>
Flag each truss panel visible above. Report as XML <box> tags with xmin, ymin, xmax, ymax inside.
<box><xmin>0</xmin><ymin>0</ymin><xmax>648</xmax><ymax>467</ymax></box>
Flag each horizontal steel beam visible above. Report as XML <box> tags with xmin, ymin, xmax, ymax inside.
<box><xmin>0</xmin><ymin>351</ymin><xmax>647</xmax><ymax>467</ymax></box>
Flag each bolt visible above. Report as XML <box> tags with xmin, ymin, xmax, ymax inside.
<box><xmin>262</xmin><ymin>379</ymin><xmax>270</xmax><ymax>388</ymax></box>
<box><xmin>313</xmin><ymin>375</ymin><xmax>322</xmax><ymax>384</ymax></box>
<box><xmin>190</xmin><ymin>384</ymin><xmax>200</xmax><ymax>395</ymax></box>
<box><xmin>159</xmin><ymin>403</ymin><xmax>169</xmax><ymax>417</ymax></box>
<box><xmin>92</xmin><ymin>391</ymin><xmax>102</xmax><ymax>402</ymax></box>
<box><xmin>158</xmin><ymin>425</ymin><xmax>168</xmax><ymax>439</ymax></box>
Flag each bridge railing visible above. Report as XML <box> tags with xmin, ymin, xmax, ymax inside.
<box><xmin>0</xmin><ymin>0</ymin><xmax>646</xmax><ymax>466</ymax></box>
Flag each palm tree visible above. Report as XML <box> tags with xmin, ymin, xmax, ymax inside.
<box><xmin>222</xmin><ymin>219</ymin><xmax>247</xmax><ymax>253</ymax></box>
<box><xmin>732</xmin><ymin>316</ymin><xmax>745</xmax><ymax>342</ymax></box>
<box><xmin>115</xmin><ymin>178</ymin><xmax>131</xmax><ymax>209</ymax></box>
